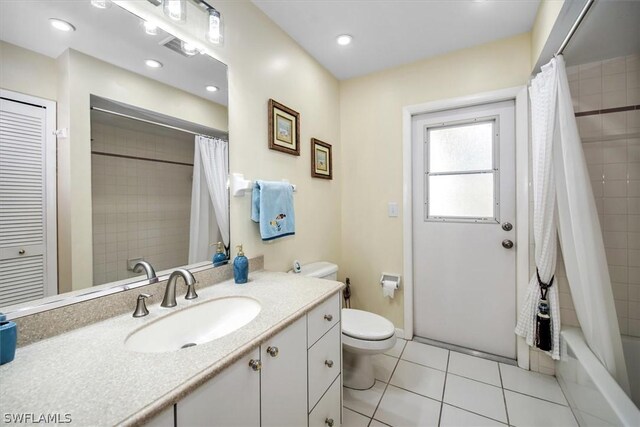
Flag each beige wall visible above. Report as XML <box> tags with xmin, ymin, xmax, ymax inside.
<box><xmin>339</xmin><ymin>33</ymin><xmax>532</xmax><ymax>328</ymax></box>
<box><xmin>0</xmin><ymin>41</ymin><xmax>58</xmax><ymax>101</ymax></box>
<box><xmin>118</xmin><ymin>1</ymin><xmax>342</xmax><ymax>273</ymax></box>
<box><xmin>530</xmin><ymin>0</ymin><xmax>565</xmax><ymax>68</ymax></box>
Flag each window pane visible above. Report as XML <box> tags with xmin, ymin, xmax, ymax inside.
<box><xmin>429</xmin><ymin>173</ymin><xmax>494</xmax><ymax>218</ymax></box>
<box><xmin>429</xmin><ymin>122</ymin><xmax>493</xmax><ymax>173</ymax></box>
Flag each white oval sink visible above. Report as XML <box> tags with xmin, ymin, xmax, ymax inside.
<box><xmin>125</xmin><ymin>296</ymin><xmax>261</xmax><ymax>353</ymax></box>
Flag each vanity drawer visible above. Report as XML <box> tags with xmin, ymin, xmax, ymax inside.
<box><xmin>308</xmin><ymin>375</ymin><xmax>341</xmax><ymax>427</ymax></box>
<box><xmin>308</xmin><ymin>322</ymin><xmax>341</xmax><ymax>410</ymax></box>
<box><xmin>307</xmin><ymin>292</ymin><xmax>340</xmax><ymax>347</ymax></box>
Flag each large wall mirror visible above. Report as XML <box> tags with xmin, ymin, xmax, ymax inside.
<box><xmin>0</xmin><ymin>1</ymin><xmax>229</xmax><ymax>316</ymax></box>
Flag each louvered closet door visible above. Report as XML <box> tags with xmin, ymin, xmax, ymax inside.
<box><xmin>0</xmin><ymin>99</ymin><xmax>48</xmax><ymax>307</ymax></box>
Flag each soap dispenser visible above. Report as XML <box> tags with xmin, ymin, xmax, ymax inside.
<box><xmin>233</xmin><ymin>244</ymin><xmax>249</xmax><ymax>284</ymax></box>
<box><xmin>212</xmin><ymin>242</ymin><xmax>227</xmax><ymax>267</ymax></box>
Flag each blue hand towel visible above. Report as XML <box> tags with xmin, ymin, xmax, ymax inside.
<box><xmin>251</xmin><ymin>180</ymin><xmax>295</xmax><ymax>241</ymax></box>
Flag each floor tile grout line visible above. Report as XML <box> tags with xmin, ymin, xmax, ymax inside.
<box><xmin>368</xmin><ymin>341</ymin><xmax>407</xmax><ymax>426</ymax></box>
<box><xmin>503</xmin><ymin>388</ymin><xmax>569</xmax><ymax>407</ymax></box>
<box><xmin>442</xmin><ymin>402</ymin><xmax>510</xmax><ymax>426</ymax></box>
<box><xmin>498</xmin><ymin>361</ymin><xmax>511</xmax><ymax>426</ymax></box>
<box><xmin>445</xmin><ymin>370</ymin><xmax>503</xmax><ymax>389</ymax></box>
<box><xmin>437</xmin><ymin>349</ymin><xmax>451</xmax><ymax>426</ymax></box>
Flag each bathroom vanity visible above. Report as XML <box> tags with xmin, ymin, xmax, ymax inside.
<box><xmin>0</xmin><ymin>272</ymin><xmax>344</xmax><ymax>427</ymax></box>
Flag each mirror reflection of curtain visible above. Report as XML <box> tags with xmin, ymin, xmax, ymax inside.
<box><xmin>188</xmin><ymin>136</ymin><xmax>229</xmax><ymax>264</ymax></box>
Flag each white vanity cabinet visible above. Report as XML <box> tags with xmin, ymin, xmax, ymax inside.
<box><xmin>167</xmin><ymin>292</ymin><xmax>341</xmax><ymax>427</ymax></box>
<box><xmin>176</xmin><ymin>348</ymin><xmax>261</xmax><ymax>427</ymax></box>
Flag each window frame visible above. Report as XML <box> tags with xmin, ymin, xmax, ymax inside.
<box><xmin>423</xmin><ymin>115</ymin><xmax>500</xmax><ymax>223</ymax></box>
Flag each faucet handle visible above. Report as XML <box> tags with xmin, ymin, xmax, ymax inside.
<box><xmin>133</xmin><ymin>293</ymin><xmax>152</xmax><ymax>318</ymax></box>
<box><xmin>185</xmin><ymin>281</ymin><xmax>198</xmax><ymax>300</ymax></box>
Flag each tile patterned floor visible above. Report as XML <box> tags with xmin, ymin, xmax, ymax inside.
<box><xmin>343</xmin><ymin>339</ymin><xmax>578</xmax><ymax>427</ymax></box>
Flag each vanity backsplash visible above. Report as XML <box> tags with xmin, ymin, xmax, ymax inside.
<box><xmin>12</xmin><ymin>256</ymin><xmax>264</xmax><ymax>347</ymax></box>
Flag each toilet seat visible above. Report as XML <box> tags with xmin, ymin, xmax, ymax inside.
<box><xmin>342</xmin><ymin>309</ymin><xmax>395</xmax><ymax>341</ymax></box>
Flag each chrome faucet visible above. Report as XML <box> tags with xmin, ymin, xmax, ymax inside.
<box><xmin>161</xmin><ymin>268</ymin><xmax>198</xmax><ymax>308</ymax></box>
<box><xmin>133</xmin><ymin>261</ymin><xmax>158</xmax><ymax>284</ymax></box>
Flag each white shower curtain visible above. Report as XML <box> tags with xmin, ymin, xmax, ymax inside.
<box><xmin>188</xmin><ymin>135</ymin><xmax>229</xmax><ymax>264</ymax></box>
<box><xmin>517</xmin><ymin>56</ymin><xmax>629</xmax><ymax>393</ymax></box>
<box><xmin>515</xmin><ymin>55</ymin><xmax>561</xmax><ymax>360</ymax></box>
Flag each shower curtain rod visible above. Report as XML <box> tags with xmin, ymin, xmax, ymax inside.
<box><xmin>90</xmin><ymin>106</ymin><xmax>218</xmax><ymax>139</ymax></box>
<box><xmin>556</xmin><ymin>0</ymin><xmax>595</xmax><ymax>56</ymax></box>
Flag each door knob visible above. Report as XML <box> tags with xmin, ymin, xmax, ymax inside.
<box><xmin>324</xmin><ymin>314</ymin><xmax>333</xmax><ymax>321</ymax></box>
<box><xmin>248</xmin><ymin>359</ymin><xmax>262</xmax><ymax>371</ymax></box>
<box><xmin>18</xmin><ymin>249</ymin><xmax>25</xmax><ymax>255</ymax></box>
<box><xmin>502</xmin><ymin>222</ymin><xmax>513</xmax><ymax>231</ymax></box>
<box><xmin>325</xmin><ymin>360</ymin><xmax>334</xmax><ymax>368</ymax></box>
<box><xmin>502</xmin><ymin>239</ymin><xmax>514</xmax><ymax>249</ymax></box>
<box><xmin>325</xmin><ymin>418</ymin><xmax>334</xmax><ymax>427</ymax></box>
<box><xmin>266</xmin><ymin>346</ymin><xmax>279</xmax><ymax>357</ymax></box>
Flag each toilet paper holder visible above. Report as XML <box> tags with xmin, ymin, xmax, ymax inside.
<box><xmin>380</xmin><ymin>273</ymin><xmax>400</xmax><ymax>290</ymax></box>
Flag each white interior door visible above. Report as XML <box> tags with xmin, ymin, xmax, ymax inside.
<box><xmin>412</xmin><ymin>100</ymin><xmax>516</xmax><ymax>359</ymax></box>
<box><xmin>0</xmin><ymin>95</ymin><xmax>57</xmax><ymax>306</ymax></box>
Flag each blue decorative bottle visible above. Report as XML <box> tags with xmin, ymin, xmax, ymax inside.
<box><xmin>0</xmin><ymin>313</ymin><xmax>17</xmax><ymax>365</ymax></box>
<box><xmin>212</xmin><ymin>242</ymin><xmax>228</xmax><ymax>267</ymax></box>
<box><xmin>233</xmin><ymin>244</ymin><xmax>249</xmax><ymax>284</ymax></box>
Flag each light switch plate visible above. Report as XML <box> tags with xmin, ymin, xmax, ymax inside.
<box><xmin>388</xmin><ymin>202</ymin><xmax>399</xmax><ymax>217</ymax></box>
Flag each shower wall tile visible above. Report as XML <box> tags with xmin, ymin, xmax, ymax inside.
<box><xmin>91</xmin><ymin>121</ymin><xmax>195</xmax><ymax>286</ymax></box>
<box><xmin>568</xmin><ymin>54</ymin><xmax>640</xmax><ymax>338</ymax></box>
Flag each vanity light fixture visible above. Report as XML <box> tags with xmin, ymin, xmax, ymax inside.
<box><xmin>163</xmin><ymin>0</ymin><xmax>187</xmax><ymax>23</ymax></box>
<box><xmin>206</xmin><ymin>85</ymin><xmax>219</xmax><ymax>92</ymax></box>
<box><xmin>143</xmin><ymin>21</ymin><xmax>159</xmax><ymax>35</ymax></box>
<box><xmin>207</xmin><ymin>7</ymin><xmax>223</xmax><ymax>45</ymax></box>
<box><xmin>336</xmin><ymin>34</ymin><xmax>353</xmax><ymax>46</ymax></box>
<box><xmin>91</xmin><ymin>0</ymin><xmax>112</xmax><ymax>9</ymax></box>
<box><xmin>145</xmin><ymin>59</ymin><xmax>163</xmax><ymax>68</ymax></box>
<box><xmin>49</xmin><ymin>18</ymin><xmax>76</xmax><ymax>32</ymax></box>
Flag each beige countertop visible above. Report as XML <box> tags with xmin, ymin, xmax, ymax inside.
<box><xmin>0</xmin><ymin>271</ymin><xmax>344</xmax><ymax>426</ymax></box>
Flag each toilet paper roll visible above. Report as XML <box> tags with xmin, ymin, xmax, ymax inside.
<box><xmin>382</xmin><ymin>280</ymin><xmax>396</xmax><ymax>299</ymax></box>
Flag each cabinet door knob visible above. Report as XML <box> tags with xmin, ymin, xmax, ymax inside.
<box><xmin>324</xmin><ymin>314</ymin><xmax>333</xmax><ymax>321</ymax></box>
<box><xmin>18</xmin><ymin>249</ymin><xmax>25</xmax><ymax>255</ymax></box>
<box><xmin>266</xmin><ymin>346</ymin><xmax>279</xmax><ymax>357</ymax></box>
<box><xmin>248</xmin><ymin>359</ymin><xmax>262</xmax><ymax>371</ymax></box>
<box><xmin>324</xmin><ymin>359</ymin><xmax>334</xmax><ymax>368</ymax></box>
<box><xmin>325</xmin><ymin>418</ymin><xmax>334</xmax><ymax>427</ymax></box>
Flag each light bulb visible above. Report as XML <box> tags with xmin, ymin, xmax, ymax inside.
<box><xmin>91</xmin><ymin>0</ymin><xmax>111</xmax><ymax>9</ymax></box>
<box><xmin>143</xmin><ymin>21</ymin><xmax>158</xmax><ymax>36</ymax></box>
<box><xmin>206</xmin><ymin>86</ymin><xmax>219</xmax><ymax>92</ymax></box>
<box><xmin>182</xmin><ymin>41</ymin><xmax>198</xmax><ymax>56</ymax></box>
<box><xmin>49</xmin><ymin>18</ymin><xmax>76</xmax><ymax>32</ymax></box>
<box><xmin>207</xmin><ymin>8</ymin><xmax>223</xmax><ymax>45</ymax></box>
<box><xmin>163</xmin><ymin>0</ymin><xmax>186</xmax><ymax>23</ymax></box>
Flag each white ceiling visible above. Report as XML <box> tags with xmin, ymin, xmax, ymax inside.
<box><xmin>562</xmin><ymin>0</ymin><xmax>640</xmax><ymax>67</ymax></box>
<box><xmin>253</xmin><ymin>0</ymin><xmax>541</xmax><ymax>80</ymax></box>
<box><xmin>0</xmin><ymin>0</ymin><xmax>228</xmax><ymax>106</ymax></box>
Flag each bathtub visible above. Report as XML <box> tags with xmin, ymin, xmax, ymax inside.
<box><xmin>556</xmin><ymin>328</ymin><xmax>640</xmax><ymax>426</ymax></box>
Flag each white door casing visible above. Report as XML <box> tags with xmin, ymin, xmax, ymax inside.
<box><xmin>0</xmin><ymin>90</ymin><xmax>57</xmax><ymax>307</ymax></box>
<box><xmin>412</xmin><ymin>100</ymin><xmax>516</xmax><ymax>358</ymax></box>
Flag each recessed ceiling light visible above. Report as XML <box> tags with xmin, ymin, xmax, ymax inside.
<box><xmin>206</xmin><ymin>86</ymin><xmax>219</xmax><ymax>92</ymax></box>
<box><xmin>336</xmin><ymin>34</ymin><xmax>353</xmax><ymax>46</ymax></box>
<box><xmin>182</xmin><ymin>42</ymin><xmax>198</xmax><ymax>56</ymax></box>
<box><xmin>91</xmin><ymin>0</ymin><xmax>112</xmax><ymax>9</ymax></box>
<box><xmin>143</xmin><ymin>21</ymin><xmax>158</xmax><ymax>36</ymax></box>
<box><xmin>49</xmin><ymin>18</ymin><xmax>76</xmax><ymax>32</ymax></box>
<box><xmin>145</xmin><ymin>59</ymin><xmax>163</xmax><ymax>68</ymax></box>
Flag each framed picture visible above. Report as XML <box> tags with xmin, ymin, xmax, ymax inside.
<box><xmin>311</xmin><ymin>138</ymin><xmax>332</xmax><ymax>180</ymax></box>
<box><xmin>268</xmin><ymin>99</ymin><xmax>300</xmax><ymax>156</ymax></box>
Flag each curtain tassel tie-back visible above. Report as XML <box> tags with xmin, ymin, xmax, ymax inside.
<box><xmin>535</xmin><ymin>268</ymin><xmax>554</xmax><ymax>352</ymax></box>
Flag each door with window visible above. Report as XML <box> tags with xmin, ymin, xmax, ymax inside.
<box><xmin>412</xmin><ymin>100</ymin><xmax>516</xmax><ymax>358</ymax></box>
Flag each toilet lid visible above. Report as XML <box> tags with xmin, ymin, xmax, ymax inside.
<box><xmin>342</xmin><ymin>309</ymin><xmax>395</xmax><ymax>341</ymax></box>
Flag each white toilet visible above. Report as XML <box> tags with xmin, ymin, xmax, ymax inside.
<box><xmin>296</xmin><ymin>261</ymin><xmax>397</xmax><ymax>390</ymax></box>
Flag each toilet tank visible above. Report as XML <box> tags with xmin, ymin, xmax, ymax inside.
<box><xmin>297</xmin><ymin>262</ymin><xmax>338</xmax><ymax>280</ymax></box>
